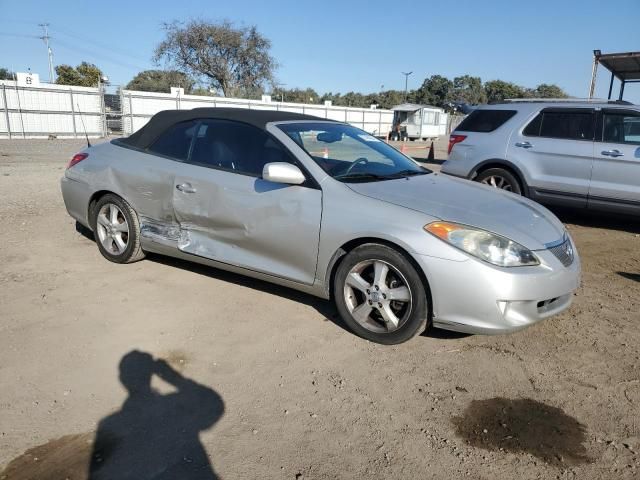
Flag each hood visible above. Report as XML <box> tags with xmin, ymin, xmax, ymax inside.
<box><xmin>346</xmin><ymin>173</ymin><xmax>565</xmax><ymax>250</ymax></box>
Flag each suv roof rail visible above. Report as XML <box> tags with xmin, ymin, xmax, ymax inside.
<box><xmin>503</xmin><ymin>98</ymin><xmax>635</xmax><ymax>105</ymax></box>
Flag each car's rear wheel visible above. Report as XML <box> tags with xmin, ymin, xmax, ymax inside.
<box><xmin>92</xmin><ymin>194</ymin><xmax>145</xmax><ymax>264</ymax></box>
<box><xmin>334</xmin><ymin>244</ymin><xmax>429</xmax><ymax>344</ymax></box>
<box><xmin>475</xmin><ymin>168</ymin><xmax>522</xmax><ymax>195</ymax></box>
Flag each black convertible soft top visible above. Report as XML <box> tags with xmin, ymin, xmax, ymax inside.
<box><xmin>119</xmin><ymin>108</ymin><xmax>335</xmax><ymax>149</ymax></box>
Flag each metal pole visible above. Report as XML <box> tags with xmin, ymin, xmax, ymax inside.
<box><xmin>2</xmin><ymin>85</ymin><xmax>11</xmax><ymax>139</ymax></box>
<box><xmin>128</xmin><ymin>92</ymin><xmax>133</xmax><ymax>136</ymax></box>
<box><xmin>608</xmin><ymin>72</ymin><xmax>615</xmax><ymax>100</ymax></box>
<box><xmin>588</xmin><ymin>51</ymin><xmax>599</xmax><ymax>99</ymax></box>
<box><xmin>12</xmin><ymin>77</ymin><xmax>26</xmax><ymax>138</ymax></box>
<box><xmin>70</xmin><ymin>90</ymin><xmax>77</xmax><ymax>138</ymax></box>
<box><xmin>100</xmin><ymin>86</ymin><xmax>107</xmax><ymax>137</ymax></box>
<box><xmin>402</xmin><ymin>71</ymin><xmax>413</xmax><ymax>102</ymax></box>
<box><xmin>619</xmin><ymin>81</ymin><xmax>626</xmax><ymax>101</ymax></box>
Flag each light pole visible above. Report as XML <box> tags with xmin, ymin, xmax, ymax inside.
<box><xmin>401</xmin><ymin>71</ymin><xmax>412</xmax><ymax>102</ymax></box>
<box><xmin>38</xmin><ymin>23</ymin><xmax>54</xmax><ymax>83</ymax></box>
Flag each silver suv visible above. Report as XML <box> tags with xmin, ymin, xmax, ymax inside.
<box><xmin>441</xmin><ymin>100</ymin><xmax>640</xmax><ymax>215</ymax></box>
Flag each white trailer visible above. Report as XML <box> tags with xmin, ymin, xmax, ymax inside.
<box><xmin>390</xmin><ymin>103</ymin><xmax>448</xmax><ymax>141</ymax></box>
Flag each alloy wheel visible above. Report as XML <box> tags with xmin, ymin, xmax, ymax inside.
<box><xmin>481</xmin><ymin>175</ymin><xmax>513</xmax><ymax>191</ymax></box>
<box><xmin>343</xmin><ymin>259</ymin><xmax>412</xmax><ymax>333</ymax></box>
<box><xmin>95</xmin><ymin>203</ymin><xmax>130</xmax><ymax>255</ymax></box>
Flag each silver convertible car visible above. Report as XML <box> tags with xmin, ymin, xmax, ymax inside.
<box><xmin>61</xmin><ymin>109</ymin><xmax>580</xmax><ymax>344</ymax></box>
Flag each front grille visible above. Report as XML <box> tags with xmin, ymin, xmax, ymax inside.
<box><xmin>548</xmin><ymin>239</ymin><xmax>574</xmax><ymax>267</ymax></box>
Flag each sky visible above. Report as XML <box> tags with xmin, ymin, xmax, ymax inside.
<box><xmin>1</xmin><ymin>0</ymin><xmax>639</xmax><ymax>102</ymax></box>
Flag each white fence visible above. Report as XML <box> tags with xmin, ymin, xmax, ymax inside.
<box><xmin>122</xmin><ymin>90</ymin><xmax>395</xmax><ymax>137</ymax></box>
<box><xmin>0</xmin><ymin>81</ymin><xmax>104</xmax><ymax>138</ymax></box>
<box><xmin>0</xmin><ymin>82</ymin><xmax>462</xmax><ymax>140</ymax></box>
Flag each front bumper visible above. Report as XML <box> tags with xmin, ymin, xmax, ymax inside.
<box><xmin>414</xmin><ymin>243</ymin><xmax>581</xmax><ymax>335</ymax></box>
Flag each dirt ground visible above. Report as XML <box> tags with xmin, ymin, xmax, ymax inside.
<box><xmin>0</xmin><ymin>138</ymin><xmax>638</xmax><ymax>479</ymax></box>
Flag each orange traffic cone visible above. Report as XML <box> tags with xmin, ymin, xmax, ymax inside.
<box><xmin>427</xmin><ymin>141</ymin><xmax>435</xmax><ymax>161</ymax></box>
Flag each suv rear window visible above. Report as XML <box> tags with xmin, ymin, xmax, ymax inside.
<box><xmin>456</xmin><ymin>109</ymin><xmax>517</xmax><ymax>133</ymax></box>
<box><xmin>523</xmin><ymin>109</ymin><xmax>594</xmax><ymax>141</ymax></box>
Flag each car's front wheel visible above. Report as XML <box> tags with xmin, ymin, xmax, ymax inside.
<box><xmin>334</xmin><ymin>244</ymin><xmax>429</xmax><ymax>344</ymax></box>
<box><xmin>92</xmin><ymin>194</ymin><xmax>145</xmax><ymax>264</ymax></box>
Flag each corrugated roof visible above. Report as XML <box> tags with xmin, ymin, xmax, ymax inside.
<box><xmin>598</xmin><ymin>51</ymin><xmax>640</xmax><ymax>81</ymax></box>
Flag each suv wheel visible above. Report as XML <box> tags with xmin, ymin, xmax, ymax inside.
<box><xmin>476</xmin><ymin>168</ymin><xmax>522</xmax><ymax>195</ymax></box>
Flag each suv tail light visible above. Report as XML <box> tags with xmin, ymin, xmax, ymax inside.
<box><xmin>448</xmin><ymin>134</ymin><xmax>467</xmax><ymax>154</ymax></box>
<box><xmin>67</xmin><ymin>152</ymin><xmax>88</xmax><ymax>169</ymax></box>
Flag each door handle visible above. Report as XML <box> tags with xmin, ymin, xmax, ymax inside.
<box><xmin>601</xmin><ymin>149</ymin><xmax>624</xmax><ymax>158</ymax></box>
<box><xmin>515</xmin><ymin>141</ymin><xmax>533</xmax><ymax>149</ymax></box>
<box><xmin>176</xmin><ymin>183</ymin><xmax>196</xmax><ymax>193</ymax></box>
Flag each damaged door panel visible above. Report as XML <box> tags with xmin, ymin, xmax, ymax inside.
<box><xmin>90</xmin><ymin>143</ymin><xmax>181</xmax><ymax>229</ymax></box>
<box><xmin>173</xmin><ymin>164</ymin><xmax>322</xmax><ymax>285</ymax></box>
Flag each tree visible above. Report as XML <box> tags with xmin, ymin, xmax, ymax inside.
<box><xmin>484</xmin><ymin>79</ymin><xmax>527</xmax><ymax>103</ymax></box>
<box><xmin>451</xmin><ymin>75</ymin><xmax>486</xmax><ymax>105</ymax></box>
<box><xmin>55</xmin><ymin>62</ymin><xmax>103</xmax><ymax>87</ymax></box>
<box><xmin>414</xmin><ymin>75</ymin><xmax>453</xmax><ymax>107</ymax></box>
<box><xmin>0</xmin><ymin>67</ymin><xmax>15</xmax><ymax>80</ymax></box>
<box><xmin>154</xmin><ymin>19</ymin><xmax>277</xmax><ymax>97</ymax></box>
<box><xmin>126</xmin><ymin>70</ymin><xmax>195</xmax><ymax>93</ymax></box>
<box><xmin>271</xmin><ymin>87</ymin><xmax>319</xmax><ymax>103</ymax></box>
<box><xmin>530</xmin><ymin>83</ymin><xmax>568</xmax><ymax>99</ymax></box>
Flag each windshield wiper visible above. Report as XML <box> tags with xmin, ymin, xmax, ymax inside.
<box><xmin>334</xmin><ymin>172</ymin><xmax>388</xmax><ymax>182</ymax></box>
<box><xmin>383</xmin><ymin>169</ymin><xmax>430</xmax><ymax>179</ymax></box>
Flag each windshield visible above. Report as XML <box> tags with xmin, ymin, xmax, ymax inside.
<box><xmin>277</xmin><ymin>122</ymin><xmax>430</xmax><ymax>182</ymax></box>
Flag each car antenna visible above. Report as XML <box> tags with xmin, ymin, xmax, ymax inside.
<box><xmin>77</xmin><ymin>102</ymin><xmax>92</xmax><ymax>148</ymax></box>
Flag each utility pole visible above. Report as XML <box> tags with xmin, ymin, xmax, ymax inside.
<box><xmin>38</xmin><ymin>23</ymin><xmax>54</xmax><ymax>83</ymax></box>
<box><xmin>401</xmin><ymin>71</ymin><xmax>413</xmax><ymax>102</ymax></box>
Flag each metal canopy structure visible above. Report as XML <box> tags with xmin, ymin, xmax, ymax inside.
<box><xmin>589</xmin><ymin>50</ymin><xmax>640</xmax><ymax>101</ymax></box>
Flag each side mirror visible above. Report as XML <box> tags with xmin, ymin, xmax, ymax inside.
<box><xmin>262</xmin><ymin>162</ymin><xmax>306</xmax><ymax>185</ymax></box>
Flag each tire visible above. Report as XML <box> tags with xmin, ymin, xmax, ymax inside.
<box><xmin>475</xmin><ymin>168</ymin><xmax>522</xmax><ymax>195</ymax></box>
<box><xmin>333</xmin><ymin>244</ymin><xmax>429</xmax><ymax>344</ymax></box>
<box><xmin>91</xmin><ymin>194</ymin><xmax>145</xmax><ymax>264</ymax></box>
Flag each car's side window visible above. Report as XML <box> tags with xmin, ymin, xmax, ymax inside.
<box><xmin>188</xmin><ymin>119</ymin><xmax>296</xmax><ymax>177</ymax></box>
<box><xmin>524</xmin><ymin>109</ymin><xmax>594</xmax><ymax>141</ymax></box>
<box><xmin>147</xmin><ymin>120</ymin><xmax>198</xmax><ymax>160</ymax></box>
<box><xmin>602</xmin><ymin>111</ymin><xmax>640</xmax><ymax>145</ymax></box>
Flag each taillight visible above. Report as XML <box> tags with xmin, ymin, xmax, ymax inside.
<box><xmin>67</xmin><ymin>152</ymin><xmax>88</xmax><ymax>169</ymax></box>
<box><xmin>447</xmin><ymin>134</ymin><xmax>467</xmax><ymax>155</ymax></box>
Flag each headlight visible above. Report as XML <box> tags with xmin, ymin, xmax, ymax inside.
<box><xmin>424</xmin><ymin>222</ymin><xmax>539</xmax><ymax>267</ymax></box>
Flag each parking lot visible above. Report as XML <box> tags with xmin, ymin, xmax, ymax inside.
<box><xmin>0</xmin><ymin>138</ymin><xmax>639</xmax><ymax>479</ymax></box>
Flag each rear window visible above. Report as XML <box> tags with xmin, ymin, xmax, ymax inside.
<box><xmin>148</xmin><ymin>120</ymin><xmax>198</xmax><ymax>160</ymax></box>
<box><xmin>456</xmin><ymin>109</ymin><xmax>517</xmax><ymax>133</ymax></box>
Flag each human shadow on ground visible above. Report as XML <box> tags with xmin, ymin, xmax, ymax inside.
<box><xmin>88</xmin><ymin>350</ymin><xmax>224</xmax><ymax>479</ymax></box>
<box><xmin>0</xmin><ymin>350</ymin><xmax>224</xmax><ymax>480</ymax></box>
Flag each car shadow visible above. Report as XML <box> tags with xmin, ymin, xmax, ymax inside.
<box><xmin>0</xmin><ymin>350</ymin><xmax>225</xmax><ymax>480</ymax></box>
<box><xmin>146</xmin><ymin>253</ymin><xmax>350</xmax><ymax>334</ymax></box>
<box><xmin>618</xmin><ymin>272</ymin><xmax>640</xmax><ymax>283</ymax></box>
<box><xmin>77</xmin><ymin>222</ymin><xmax>469</xmax><ymax>341</ymax></box>
<box><xmin>147</xmin><ymin>253</ymin><xmax>465</xmax><ymax>341</ymax></box>
<box><xmin>549</xmin><ymin>207</ymin><xmax>640</xmax><ymax>234</ymax></box>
